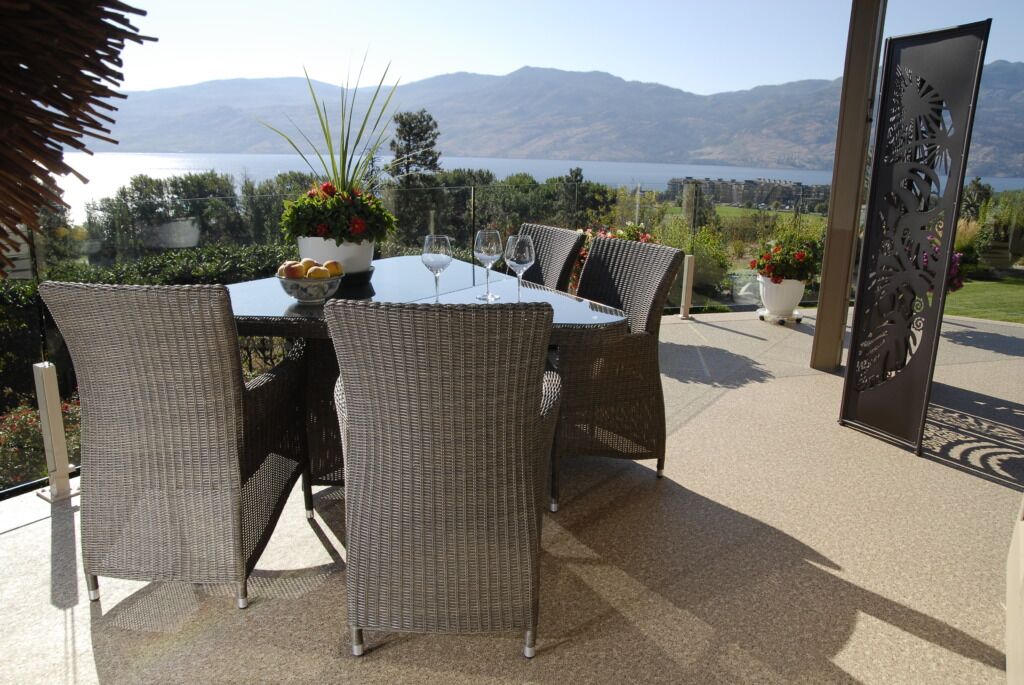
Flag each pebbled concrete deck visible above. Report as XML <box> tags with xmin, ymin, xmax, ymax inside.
<box><xmin>2</xmin><ymin>311</ymin><xmax>1022</xmax><ymax>683</ymax></box>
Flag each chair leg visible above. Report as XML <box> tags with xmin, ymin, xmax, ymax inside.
<box><xmin>302</xmin><ymin>467</ymin><xmax>314</xmax><ymax>519</ymax></box>
<box><xmin>523</xmin><ymin>628</ymin><xmax>537</xmax><ymax>658</ymax></box>
<box><xmin>656</xmin><ymin>454</ymin><xmax>665</xmax><ymax>479</ymax></box>
<box><xmin>351</xmin><ymin>626</ymin><xmax>365</xmax><ymax>657</ymax></box>
<box><xmin>549</xmin><ymin>454</ymin><xmax>559</xmax><ymax>513</ymax></box>
<box><xmin>236</xmin><ymin>580</ymin><xmax>248</xmax><ymax>609</ymax></box>
<box><xmin>85</xmin><ymin>573</ymin><xmax>100</xmax><ymax>602</ymax></box>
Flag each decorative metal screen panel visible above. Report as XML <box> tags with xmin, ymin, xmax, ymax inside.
<box><xmin>841</xmin><ymin>20</ymin><xmax>990</xmax><ymax>451</ymax></box>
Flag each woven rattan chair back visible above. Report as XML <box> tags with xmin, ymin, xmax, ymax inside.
<box><xmin>516</xmin><ymin>223</ymin><xmax>585</xmax><ymax>292</ymax></box>
<box><xmin>324</xmin><ymin>300</ymin><xmax>553</xmax><ymax>644</ymax></box>
<box><xmin>576</xmin><ymin>237</ymin><xmax>684</xmax><ymax>336</ymax></box>
<box><xmin>40</xmin><ymin>282</ymin><xmax>247</xmax><ymax>583</ymax></box>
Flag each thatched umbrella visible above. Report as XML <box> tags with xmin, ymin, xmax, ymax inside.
<box><xmin>0</xmin><ymin>0</ymin><xmax>153</xmax><ymax>276</ymax></box>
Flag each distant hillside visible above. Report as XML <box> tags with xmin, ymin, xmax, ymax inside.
<box><xmin>92</xmin><ymin>61</ymin><xmax>1024</xmax><ymax>176</ymax></box>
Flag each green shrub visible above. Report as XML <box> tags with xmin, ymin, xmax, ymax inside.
<box><xmin>954</xmin><ymin>219</ymin><xmax>985</xmax><ymax>265</ymax></box>
<box><xmin>45</xmin><ymin>243</ymin><xmax>297</xmax><ymax>285</ymax></box>
<box><xmin>685</xmin><ymin>228</ymin><xmax>731</xmax><ymax>296</ymax></box>
<box><xmin>0</xmin><ymin>280</ymin><xmax>43</xmax><ymax>414</ymax></box>
<box><xmin>0</xmin><ymin>396</ymin><xmax>80</xmax><ymax>490</ymax></box>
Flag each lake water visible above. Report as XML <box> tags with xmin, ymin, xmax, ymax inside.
<box><xmin>58</xmin><ymin>151</ymin><xmax>1024</xmax><ymax>221</ymax></box>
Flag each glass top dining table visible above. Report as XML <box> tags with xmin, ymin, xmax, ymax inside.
<box><xmin>228</xmin><ymin>255</ymin><xmax>626</xmax><ymax>340</ymax></box>
<box><xmin>228</xmin><ymin>255</ymin><xmax>627</xmax><ymax>485</ymax></box>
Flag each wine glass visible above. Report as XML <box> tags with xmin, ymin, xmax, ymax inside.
<box><xmin>473</xmin><ymin>229</ymin><xmax>503</xmax><ymax>301</ymax></box>
<box><xmin>504</xmin><ymin>234</ymin><xmax>535</xmax><ymax>302</ymax></box>
<box><xmin>422</xmin><ymin>235</ymin><xmax>453</xmax><ymax>302</ymax></box>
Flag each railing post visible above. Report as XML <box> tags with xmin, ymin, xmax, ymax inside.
<box><xmin>33</xmin><ymin>362</ymin><xmax>78</xmax><ymax>502</ymax></box>
<box><xmin>470</xmin><ymin>185</ymin><xmax>476</xmax><ymax>285</ymax></box>
<box><xmin>678</xmin><ymin>254</ymin><xmax>695</xmax><ymax>320</ymax></box>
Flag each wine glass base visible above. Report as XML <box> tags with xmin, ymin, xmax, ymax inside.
<box><xmin>476</xmin><ymin>292</ymin><xmax>500</xmax><ymax>302</ymax></box>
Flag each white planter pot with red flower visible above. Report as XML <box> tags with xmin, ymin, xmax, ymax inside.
<box><xmin>297</xmin><ymin>237</ymin><xmax>374</xmax><ymax>274</ymax></box>
<box><xmin>757</xmin><ymin>276</ymin><xmax>805</xmax><ymax>322</ymax></box>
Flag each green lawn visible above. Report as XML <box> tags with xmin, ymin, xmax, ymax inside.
<box><xmin>715</xmin><ymin>204</ymin><xmax>827</xmax><ymax>227</ymax></box>
<box><xmin>944</xmin><ymin>273</ymin><xmax>1024</xmax><ymax>324</ymax></box>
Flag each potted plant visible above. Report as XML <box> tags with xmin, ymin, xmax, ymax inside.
<box><xmin>267</xmin><ymin>66</ymin><xmax>397</xmax><ymax>275</ymax></box>
<box><xmin>750</xmin><ymin>237</ymin><xmax>821</xmax><ymax>322</ymax></box>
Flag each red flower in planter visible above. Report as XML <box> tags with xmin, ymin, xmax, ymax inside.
<box><xmin>350</xmin><ymin>216</ymin><xmax>367</xmax><ymax>235</ymax></box>
<box><xmin>315</xmin><ymin>223</ymin><xmax>329</xmax><ymax>237</ymax></box>
<box><xmin>306</xmin><ymin>187</ymin><xmax>318</xmax><ymax>198</ymax></box>
<box><xmin>765</xmin><ymin>264</ymin><xmax>774</xmax><ymax>274</ymax></box>
<box><xmin>795</xmin><ymin>251</ymin><xmax>806</xmax><ymax>262</ymax></box>
<box><xmin>762</xmin><ymin>253</ymin><xmax>771</xmax><ymax>261</ymax></box>
<box><xmin>749</xmin><ymin>259</ymin><xmax>757</xmax><ymax>269</ymax></box>
<box><xmin>773</xmin><ymin>245</ymin><xmax>782</xmax><ymax>253</ymax></box>
<box><xmin>771</xmin><ymin>275</ymin><xmax>783</xmax><ymax>284</ymax></box>
<box><xmin>320</xmin><ymin>182</ymin><xmax>337</xmax><ymax>197</ymax></box>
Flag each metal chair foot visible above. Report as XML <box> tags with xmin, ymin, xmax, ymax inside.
<box><xmin>351</xmin><ymin>627</ymin><xmax>365</xmax><ymax>656</ymax></box>
<box><xmin>656</xmin><ymin>468</ymin><xmax>664</xmax><ymax>478</ymax></box>
<box><xmin>86</xmin><ymin>574</ymin><xmax>100</xmax><ymax>602</ymax></box>
<box><xmin>549</xmin><ymin>498</ymin><xmax>558</xmax><ymax>513</ymax></box>
<box><xmin>236</xmin><ymin>581</ymin><xmax>248</xmax><ymax>609</ymax></box>
<box><xmin>305</xmin><ymin>509</ymin><xmax>315</xmax><ymax>520</ymax></box>
<box><xmin>524</xmin><ymin>629</ymin><xmax>536</xmax><ymax>658</ymax></box>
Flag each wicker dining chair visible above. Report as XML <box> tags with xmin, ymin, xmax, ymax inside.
<box><xmin>514</xmin><ymin>223</ymin><xmax>585</xmax><ymax>292</ymax></box>
<box><xmin>549</xmin><ymin>237</ymin><xmax>684</xmax><ymax>511</ymax></box>
<box><xmin>39</xmin><ymin>282</ymin><xmax>307</xmax><ymax>609</ymax></box>
<box><xmin>324</xmin><ymin>300</ymin><xmax>561</xmax><ymax>658</ymax></box>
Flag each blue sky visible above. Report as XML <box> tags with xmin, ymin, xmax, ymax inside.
<box><xmin>120</xmin><ymin>0</ymin><xmax>1023</xmax><ymax>93</ymax></box>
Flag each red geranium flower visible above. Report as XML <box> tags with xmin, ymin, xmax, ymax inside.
<box><xmin>320</xmin><ymin>182</ymin><xmax>337</xmax><ymax>197</ymax></box>
<box><xmin>771</xmin><ymin>275</ymin><xmax>783</xmax><ymax>284</ymax></box>
<box><xmin>749</xmin><ymin>259</ymin><xmax>757</xmax><ymax>269</ymax></box>
<box><xmin>795</xmin><ymin>251</ymin><xmax>806</xmax><ymax>261</ymax></box>
<box><xmin>773</xmin><ymin>245</ymin><xmax>782</xmax><ymax>253</ymax></box>
<box><xmin>349</xmin><ymin>216</ymin><xmax>367</xmax><ymax>235</ymax></box>
<box><xmin>306</xmin><ymin>187</ymin><xmax>318</xmax><ymax>198</ymax></box>
<box><xmin>762</xmin><ymin>253</ymin><xmax>770</xmax><ymax>261</ymax></box>
<box><xmin>315</xmin><ymin>223</ymin><xmax>329</xmax><ymax>237</ymax></box>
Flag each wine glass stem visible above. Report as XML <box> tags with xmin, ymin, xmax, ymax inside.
<box><xmin>485</xmin><ymin>264</ymin><xmax>491</xmax><ymax>297</ymax></box>
<box><xmin>517</xmin><ymin>274</ymin><xmax>522</xmax><ymax>302</ymax></box>
<box><xmin>434</xmin><ymin>272</ymin><xmax>440</xmax><ymax>303</ymax></box>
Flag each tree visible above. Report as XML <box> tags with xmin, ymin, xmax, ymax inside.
<box><xmin>544</xmin><ymin>168</ymin><xmax>615</xmax><ymax>228</ymax></box>
<box><xmin>241</xmin><ymin>171</ymin><xmax>318</xmax><ymax>244</ymax></box>
<box><xmin>386</xmin><ymin>110</ymin><xmax>443</xmax><ymax>244</ymax></box>
<box><xmin>387</xmin><ymin>109</ymin><xmax>441</xmax><ymax>179</ymax></box>
<box><xmin>961</xmin><ymin>177</ymin><xmax>993</xmax><ymax>222</ymax></box>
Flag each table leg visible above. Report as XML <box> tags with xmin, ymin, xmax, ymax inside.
<box><xmin>305</xmin><ymin>339</ymin><xmax>345</xmax><ymax>484</ymax></box>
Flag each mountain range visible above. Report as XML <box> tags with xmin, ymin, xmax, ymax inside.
<box><xmin>92</xmin><ymin>62</ymin><xmax>1024</xmax><ymax>176</ymax></box>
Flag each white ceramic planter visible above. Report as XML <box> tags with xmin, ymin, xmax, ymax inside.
<box><xmin>144</xmin><ymin>219</ymin><xmax>199</xmax><ymax>249</ymax></box>
<box><xmin>758</xmin><ymin>276</ymin><xmax>804</xmax><ymax>317</ymax></box>
<box><xmin>297</xmin><ymin>237</ymin><xmax>374</xmax><ymax>274</ymax></box>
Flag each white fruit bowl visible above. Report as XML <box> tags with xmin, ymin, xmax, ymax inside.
<box><xmin>277</xmin><ymin>275</ymin><xmax>343</xmax><ymax>304</ymax></box>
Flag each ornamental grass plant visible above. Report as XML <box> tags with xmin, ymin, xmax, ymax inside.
<box><xmin>264</xmin><ymin>61</ymin><xmax>398</xmax><ymax>243</ymax></box>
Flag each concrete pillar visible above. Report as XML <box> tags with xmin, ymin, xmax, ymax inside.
<box><xmin>809</xmin><ymin>0</ymin><xmax>887</xmax><ymax>370</ymax></box>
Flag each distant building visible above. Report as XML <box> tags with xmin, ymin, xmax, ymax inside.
<box><xmin>666</xmin><ymin>176</ymin><xmax>830</xmax><ymax>210</ymax></box>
